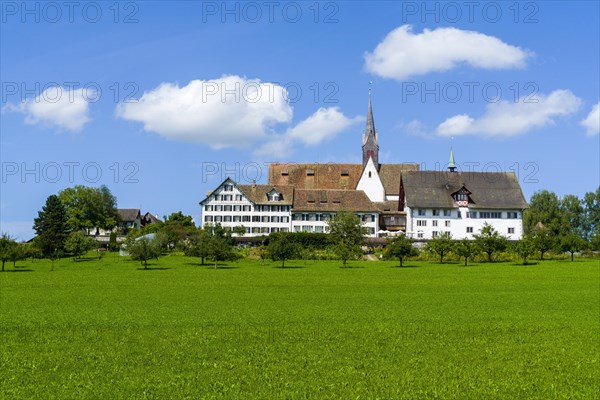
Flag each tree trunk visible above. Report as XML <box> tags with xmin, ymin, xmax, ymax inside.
<box><xmin>144</xmin><ymin>259</ymin><xmax>148</xmax><ymax>269</ymax></box>
<box><xmin>1</xmin><ymin>260</ymin><xmax>4</xmax><ymax>272</ymax></box>
<box><xmin>487</xmin><ymin>252</ymin><xmax>492</xmax><ymax>262</ymax></box>
<box><xmin>464</xmin><ymin>257</ymin><xmax>468</xmax><ymax>266</ymax></box>
<box><xmin>570</xmin><ymin>252</ymin><xmax>574</xmax><ymax>262</ymax></box>
<box><xmin>201</xmin><ymin>256</ymin><xmax>205</xmax><ymax>265</ymax></box>
<box><xmin>540</xmin><ymin>250</ymin><xmax>545</xmax><ymax>260</ymax></box>
<box><xmin>399</xmin><ymin>257</ymin><xmax>403</xmax><ymax>268</ymax></box>
<box><xmin>523</xmin><ymin>256</ymin><xmax>527</xmax><ymax>265</ymax></box>
<box><xmin>440</xmin><ymin>253</ymin><xmax>443</xmax><ymax>264</ymax></box>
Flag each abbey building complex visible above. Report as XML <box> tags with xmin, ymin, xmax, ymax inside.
<box><xmin>200</xmin><ymin>97</ymin><xmax>527</xmax><ymax>239</ymax></box>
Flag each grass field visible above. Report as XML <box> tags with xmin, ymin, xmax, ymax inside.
<box><xmin>1</xmin><ymin>255</ymin><xmax>598</xmax><ymax>399</ymax></box>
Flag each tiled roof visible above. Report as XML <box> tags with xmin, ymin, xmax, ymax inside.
<box><xmin>292</xmin><ymin>189</ymin><xmax>379</xmax><ymax>212</ymax></box>
<box><xmin>268</xmin><ymin>163</ymin><xmax>363</xmax><ymax>190</ymax></box>
<box><xmin>237</xmin><ymin>184</ymin><xmax>295</xmax><ymax>205</ymax></box>
<box><xmin>378</xmin><ymin>164</ymin><xmax>420</xmax><ymax>195</ymax></box>
<box><xmin>402</xmin><ymin>171</ymin><xmax>527</xmax><ymax>209</ymax></box>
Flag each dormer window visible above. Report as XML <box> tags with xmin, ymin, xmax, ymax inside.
<box><xmin>341</xmin><ymin>170</ymin><xmax>349</xmax><ymax>176</ymax></box>
<box><xmin>452</xmin><ymin>186</ymin><xmax>471</xmax><ymax>206</ymax></box>
<box><xmin>223</xmin><ymin>184</ymin><xmax>233</xmax><ymax>192</ymax></box>
<box><xmin>307</xmin><ymin>169</ymin><xmax>315</xmax><ymax>176</ymax></box>
<box><xmin>267</xmin><ymin>189</ymin><xmax>281</xmax><ymax>202</ymax></box>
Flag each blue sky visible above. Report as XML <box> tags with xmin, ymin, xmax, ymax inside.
<box><xmin>1</xmin><ymin>1</ymin><xmax>599</xmax><ymax>240</ymax></box>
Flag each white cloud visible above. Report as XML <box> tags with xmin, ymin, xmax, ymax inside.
<box><xmin>116</xmin><ymin>76</ymin><xmax>293</xmax><ymax>149</ymax></box>
<box><xmin>580</xmin><ymin>102</ymin><xmax>600</xmax><ymax>136</ymax></box>
<box><xmin>117</xmin><ymin>76</ymin><xmax>362</xmax><ymax>155</ymax></box>
<box><xmin>435</xmin><ymin>89</ymin><xmax>581</xmax><ymax>137</ymax></box>
<box><xmin>365</xmin><ymin>25</ymin><xmax>531</xmax><ymax>80</ymax></box>
<box><xmin>255</xmin><ymin>108</ymin><xmax>363</xmax><ymax>159</ymax></box>
<box><xmin>5</xmin><ymin>86</ymin><xmax>93</xmax><ymax>132</ymax></box>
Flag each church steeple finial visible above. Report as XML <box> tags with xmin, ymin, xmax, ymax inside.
<box><xmin>362</xmin><ymin>83</ymin><xmax>379</xmax><ymax>167</ymax></box>
<box><xmin>448</xmin><ymin>139</ymin><xmax>457</xmax><ymax>173</ymax></box>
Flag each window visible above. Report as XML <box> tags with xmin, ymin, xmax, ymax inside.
<box><xmin>432</xmin><ymin>210</ymin><xmax>440</xmax><ymax>216</ymax></box>
<box><xmin>368</xmin><ymin>171</ymin><xmax>372</xmax><ymax>178</ymax></box>
<box><xmin>233</xmin><ymin>205</ymin><xmax>241</xmax><ymax>212</ymax></box>
<box><xmin>445</xmin><ymin>221</ymin><xmax>451</xmax><ymax>227</ymax></box>
<box><xmin>214</xmin><ymin>205</ymin><xmax>222</xmax><ymax>211</ymax></box>
<box><xmin>432</xmin><ymin>220</ymin><xmax>438</xmax><ymax>227</ymax></box>
<box><xmin>466</xmin><ymin>212</ymin><xmax>477</xmax><ymax>219</ymax></box>
<box><xmin>243</xmin><ymin>205</ymin><xmax>251</xmax><ymax>212</ymax></box>
<box><xmin>235</xmin><ymin>195</ymin><xmax>243</xmax><ymax>201</ymax></box>
<box><xmin>261</xmin><ymin>216</ymin><xmax>269</xmax><ymax>223</ymax></box>
<box><xmin>416</xmin><ymin>220</ymin><xmax>427</xmax><ymax>227</ymax></box>
<box><xmin>233</xmin><ymin>216</ymin><xmax>241</xmax><ymax>222</ymax></box>
<box><xmin>252</xmin><ymin>216</ymin><xmax>260</xmax><ymax>222</ymax></box>
<box><xmin>479</xmin><ymin>212</ymin><xmax>502</xmax><ymax>219</ymax></box>
<box><xmin>417</xmin><ymin>233</ymin><xmax>424</xmax><ymax>239</ymax></box>
<box><xmin>223</xmin><ymin>184</ymin><xmax>233</xmax><ymax>192</ymax></box>
<box><xmin>466</xmin><ymin>227</ymin><xmax>473</xmax><ymax>233</ymax></box>
<box><xmin>281</xmin><ymin>216</ymin><xmax>289</xmax><ymax>223</ymax></box>
<box><xmin>204</xmin><ymin>216</ymin><xmax>213</xmax><ymax>222</ymax></box>
<box><xmin>223</xmin><ymin>216</ymin><xmax>232</xmax><ymax>222</ymax></box>
<box><xmin>418</xmin><ymin>209</ymin><xmax>426</xmax><ymax>216</ymax></box>
<box><xmin>443</xmin><ymin>210</ymin><xmax>451</xmax><ymax>217</ymax></box>
<box><xmin>271</xmin><ymin>216</ymin><xmax>280</xmax><ymax>223</ymax></box>
<box><xmin>242</xmin><ymin>216</ymin><xmax>250</xmax><ymax>222</ymax></box>
<box><xmin>280</xmin><ymin>228</ymin><xmax>289</xmax><ymax>233</ymax></box>
<box><xmin>315</xmin><ymin>226</ymin><xmax>324</xmax><ymax>233</ymax></box>
<box><xmin>432</xmin><ymin>231</ymin><xmax>438</xmax><ymax>237</ymax></box>
<box><xmin>507</xmin><ymin>212</ymin><xmax>518</xmax><ymax>219</ymax></box>
<box><xmin>341</xmin><ymin>170</ymin><xmax>349</xmax><ymax>176</ymax></box>
<box><xmin>508</xmin><ymin>227</ymin><xmax>515</xmax><ymax>234</ymax></box>
<box><xmin>205</xmin><ymin>205</ymin><xmax>213</xmax><ymax>211</ymax></box>
<box><xmin>224</xmin><ymin>205</ymin><xmax>232</xmax><ymax>212</ymax></box>
<box><xmin>214</xmin><ymin>216</ymin><xmax>222</xmax><ymax>222</ymax></box>
<box><xmin>307</xmin><ymin>169</ymin><xmax>315</xmax><ymax>176</ymax></box>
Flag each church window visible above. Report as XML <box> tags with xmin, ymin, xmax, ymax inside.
<box><xmin>368</xmin><ymin>171</ymin><xmax>372</xmax><ymax>178</ymax></box>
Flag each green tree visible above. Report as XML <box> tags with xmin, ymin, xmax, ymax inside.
<box><xmin>233</xmin><ymin>225</ymin><xmax>246</xmax><ymax>237</ymax></box>
<box><xmin>65</xmin><ymin>231</ymin><xmax>96</xmax><ymax>260</ymax></box>
<box><xmin>33</xmin><ymin>194</ymin><xmax>70</xmax><ymax>258</ymax></box>
<box><xmin>583</xmin><ymin>188</ymin><xmax>600</xmax><ymax>248</ymax></box>
<box><xmin>161</xmin><ymin>211</ymin><xmax>196</xmax><ymax>249</ymax></box>
<box><xmin>58</xmin><ymin>185</ymin><xmax>119</xmax><ymax>232</ymax></box>
<box><xmin>268</xmin><ymin>235</ymin><xmax>300</xmax><ymax>268</ymax></box>
<box><xmin>327</xmin><ymin>211</ymin><xmax>367</xmax><ymax>267</ymax></box>
<box><xmin>473</xmin><ymin>223</ymin><xmax>508</xmax><ymax>262</ymax></box>
<box><xmin>127</xmin><ymin>236</ymin><xmax>162</xmax><ymax>269</ymax></box>
<box><xmin>523</xmin><ymin>190</ymin><xmax>565</xmax><ymax>235</ymax></box>
<box><xmin>384</xmin><ymin>234</ymin><xmax>418</xmax><ymax>267</ymax></box>
<box><xmin>560</xmin><ymin>194</ymin><xmax>585</xmax><ymax>235</ymax></box>
<box><xmin>454</xmin><ymin>239</ymin><xmax>480</xmax><ymax>266</ymax></box>
<box><xmin>9</xmin><ymin>243</ymin><xmax>26</xmax><ymax>267</ymax></box>
<box><xmin>184</xmin><ymin>229</ymin><xmax>211</xmax><ymax>265</ymax></box>
<box><xmin>0</xmin><ymin>234</ymin><xmax>17</xmax><ymax>272</ymax></box>
<box><xmin>559</xmin><ymin>232</ymin><xmax>588</xmax><ymax>261</ymax></box>
<box><xmin>425</xmin><ymin>232</ymin><xmax>454</xmax><ymax>263</ymax></box>
<box><xmin>531</xmin><ymin>226</ymin><xmax>556</xmax><ymax>260</ymax></box>
<box><xmin>208</xmin><ymin>235</ymin><xmax>234</xmax><ymax>269</ymax></box>
<box><xmin>512</xmin><ymin>235</ymin><xmax>536</xmax><ymax>265</ymax></box>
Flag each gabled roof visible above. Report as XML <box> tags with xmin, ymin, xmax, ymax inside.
<box><xmin>402</xmin><ymin>171</ymin><xmax>527</xmax><ymax>209</ymax></box>
<box><xmin>142</xmin><ymin>212</ymin><xmax>161</xmax><ymax>224</ymax></box>
<box><xmin>269</xmin><ymin>163</ymin><xmax>363</xmax><ymax>190</ymax></box>
<box><xmin>378</xmin><ymin>164</ymin><xmax>420</xmax><ymax>195</ymax></box>
<box><xmin>237</xmin><ymin>184</ymin><xmax>295</xmax><ymax>205</ymax></box>
<box><xmin>118</xmin><ymin>208</ymin><xmax>141</xmax><ymax>222</ymax></box>
<box><xmin>292</xmin><ymin>189</ymin><xmax>379</xmax><ymax>212</ymax></box>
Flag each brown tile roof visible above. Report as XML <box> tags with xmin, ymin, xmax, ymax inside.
<box><xmin>118</xmin><ymin>208</ymin><xmax>141</xmax><ymax>222</ymax></box>
<box><xmin>292</xmin><ymin>189</ymin><xmax>379</xmax><ymax>212</ymax></box>
<box><xmin>375</xmin><ymin>200</ymin><xmax>403</xmax><ymax>214</ymax></box>
<box><xmin>268</xmin><ymin>163</ymin><xmax>363</xmax><ymax>190</ymax></box>
<box><xmin>238</xmin><ymin>184</ymin><xmax>295</xmax><ymax>205</ymax></box>
<box><xmin>401</xmin><ymin>171</ymin><xmax>527</xmax><ymax>209</ymax></box>
<box><xmin>378</xmin><ymin>164</ymin><xmax>420</xmax><ymax>195</ymax></box>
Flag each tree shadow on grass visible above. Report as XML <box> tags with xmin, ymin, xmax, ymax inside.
<box><xmin>185</xmin><ymin>262</ymin><xmax>209</xmax><ymax>267</ymax></box>
<box><xmin>339</xmin><ymin>265</ymin><xmax>366</xmax><ymax>269</ymax></box>
<box><xmin>274</xmin><ymin>265</ymin><xmax>305</xmax><ymax>269</ymax></box>
<box><xmin>136</xmin><ymin>267</ymin><xmax>172</xmax><ymax>271</ymax></box>
<box><xmin>511</xmin><ymin>262</ymin><xmax>539</xmax><ymax>267</ymax></box>
<box><xmin>390</xmin><ymin>264</ymin><xmax>419</xmax><ymax>268</ymax></box>
<box><xmin>1</xmin><ymin>269</ymin><xmax>34</xmax><ymax>272</ymax></box>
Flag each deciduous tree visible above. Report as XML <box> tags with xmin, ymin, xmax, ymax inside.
<box><xmin>473</xmin><ymin>223</ymin><xmax>507</xmax><ymax>262</ymax></box>
<box><xmin>425</xmin><ymin>232</ymin><xmax>454</xmax><ymax>263</ymax></box>
<box><xmin>327</xmin><ymin>211</ymin><xmax>367</xmax><ymax>267</ymax></box>
<box><xmin>384</xmin><ymin>234</ymin><xmax>418</xmax><ymax>267</ymax></box>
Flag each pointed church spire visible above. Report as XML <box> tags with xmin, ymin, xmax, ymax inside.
<box><xmin>362</xmin><ymin>84</ymin><xmax>379</xmax><ymax>167</ymax></box>
<box><xmin>448</xmin><ymin>143</ymin><xmax>457</xmax><ymax>172</ymax></box>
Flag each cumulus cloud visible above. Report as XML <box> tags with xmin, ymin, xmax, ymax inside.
<box><xmin>117</xmin><ymin>76</ymin><xmax>362</xmax><ymax>155</ymax></box>
<box><xmin>4</xmin><ymin>86</ymin><xmax>93</xmax><ymax>132</ymax></box>
<box><xmin>365</xmin><ymin>25</ymin><xmax>531</xmax><ymax>80</ymax></box>
<box><xmin>255</xmin><ymin>107</ymin><xmax>363</xmax><ymax>158</ymax></box>
<box><xmin>116</xmin><ymin>76</ymin><xmax>293</xmax><ymax>149</ymax></box>
<box><xmin>580</xmin><ymin>102</ymin><xmax>600</xmax><ymax>136</ymax></box>
<box><xmin>435</xmin><ymin>90</ymin><xmax>581</xmax><ymax>137</ymax></box>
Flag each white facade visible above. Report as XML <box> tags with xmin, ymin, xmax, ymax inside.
<box><xmin>291</xmin><ymin>212</ymin><xmax>379</xmax><ymax>236</ymax></box>
<box><xmin>406</xmin><ymin>206</ymin><xmax>523</xmax><ymax>240</ymax></box>
<box><xmin>356</xmin><ymin>157</ymin><xmax>385</xmax><ymax>202</ymax></box>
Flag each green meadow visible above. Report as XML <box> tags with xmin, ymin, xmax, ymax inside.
<box><xmin>1</xmin><ymin>255</ymin><xmax>598</xmax><ymax>399</ymax></box>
